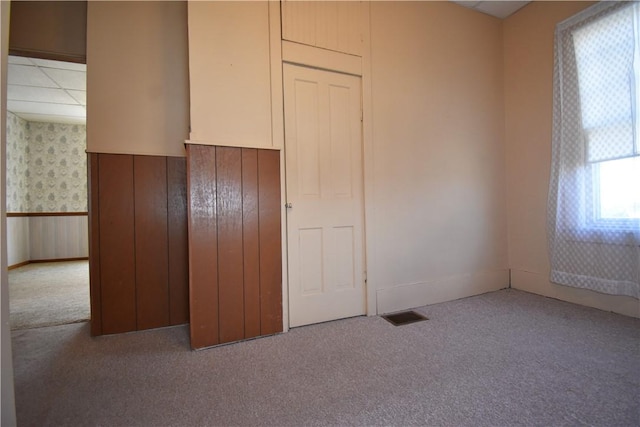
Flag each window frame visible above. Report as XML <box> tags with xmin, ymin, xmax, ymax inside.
<box><xmin>569</xmin><ymin>2</ymin><xmax>640</xmax><ymax>239</ymax></box>
<box><xmin>586</xmin><ymin>157</ymin><xmax>640</xmax><ymax>232</ymax></box>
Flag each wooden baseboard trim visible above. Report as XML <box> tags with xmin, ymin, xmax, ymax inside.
<box><xmin>7</xmin><ymin>212</ymin><xmax>88</xmax><ymax>217</ymax></box>
<box><xmin>30</xmin><ymin>257</ymin><xmax>89</xmax><ymax>264</ymax></box>
<box><xmin>8</xmin><ymin>260</ymin><xmax>30</xmax><ymax>270</ymax></box>
<box><xmin>8</xmin><ymin>257</ymin><xmax>89</xmax><ymax>270</ymax></box>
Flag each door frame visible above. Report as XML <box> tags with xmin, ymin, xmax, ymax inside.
<box><xmin>282</xmin><ymin>63</ymin><xmax>365</xmax><ymax>327</ymax></box>
<box><xmin>268</xmin><ymin>1</ymin><xmax>376</xmax><ymax>332</ymax></box>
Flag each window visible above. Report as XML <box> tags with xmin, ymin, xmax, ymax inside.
<box><xmin>592</xmin><ymin>156</ymin><xmax>640</xmax><ymax>222</ymax></box>
<box><xmin>573</xmin><ymin>4</ymin><xmax>640</xmax><ymax>230</ymax></box>
<box><xmin>549</xmin><ymin>1</ymin><xmax>639</xmax><ymax>299</ymax></box>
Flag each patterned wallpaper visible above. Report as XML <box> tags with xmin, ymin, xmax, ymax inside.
<box><xmin>6</xmin><ymin>112</ymin><xmax>30</xmax><ymax>212</ymax></box>
<box><xmin>6</xmin><ymin>112</ymin><xmax>87</xmax><ymax>212</ymax></box>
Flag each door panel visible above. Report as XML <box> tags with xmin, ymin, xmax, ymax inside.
<box><xmin>284</xmin><ymin>63</ymin><xmax>365</xmax><ymax>328</ymax></box>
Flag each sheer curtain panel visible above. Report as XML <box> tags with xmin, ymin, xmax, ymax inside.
<box><xmin>549</xmin><ymin>1</ymin><xmax>640</xmax><ymax>299</ymax></box>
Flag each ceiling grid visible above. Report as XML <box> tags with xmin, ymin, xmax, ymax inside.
<box><xmin>7</xmin><ymin>55</ymin><xmax>86</xmax><ymax>125</ymax></box>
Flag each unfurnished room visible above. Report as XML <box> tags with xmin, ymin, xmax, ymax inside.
<box><xmin>0</xmin><ymin>1</ymin><xmax>638</xmax><ymax>426</ymax></box>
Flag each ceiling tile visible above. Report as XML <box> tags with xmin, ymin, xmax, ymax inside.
<box><xmin>475</xmin><ymin>1</ymin><xmax>530</xmax><ymax>19</ymax></box>
<box><xmin>7</xmin><ymin>64</ymin><xmax>57</xmax><ymax>88</ymax></box>
<box><xmin>67</xmin><ymin>90</ymin><xmax>87</xmax><ymax>106</ymax></box>
<box><xmin>13</xmin><ymin>112</ymin><xmax>86</xmax><ymax>125</ymax></box>
<box><xmin>451</xmin><ymin>0</ymin><xmax>530</xmax><ymax>19</ymax></box>
<box><xmin>30</xmin><ymin>57</ymin><xmax>86</xmax><ymax>72</ymax></box>
<box><xmin>8</xmin><ymin>56</ymin><xmax>33</xmax><ymax>66</ymax></box>
<box><xmin>7</xmin><ymin>100</ymin><xmax>86</xmax><ymax>119</ymax></box>
<box><xmin>40</xmin><ymin>68</ymin><xmax>86</xmax><ymax>91</ymax></box>
<box><xmin>7</xmin><ymin>56</ymin><xmax>87</xmax><ymax>124</ymax></box>
<box><xmin>7</xmin><ymin>85</ymin><xmax>78</xmax><ymax>105</ymax></box>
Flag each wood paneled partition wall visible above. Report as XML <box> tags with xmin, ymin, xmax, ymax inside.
<box><xmin>9</xmin><ymin>1</ymin><xmax>87</xmax><ymax>63</ymax></box>
<box><xmin>88</xmin><ymin>153</ymin><xmax>189</xmax><ymax>336</ymax></box>
<box><xmin>187</xmin><ymin>145</ymin><xmax>282</xmax><ymax>349</ymax></box>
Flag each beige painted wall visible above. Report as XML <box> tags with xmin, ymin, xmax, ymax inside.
<box><xmin>370</xmin><ymin>2</ymin><xmax>509</xmax><ymax>312</ymax></box>
<box><xmin>504</xmin><ymin>1</ymin><xmax>639</xmax><ymax>317</ymax></box>
<box><xmin>188</xmin><ymin>1</ymin><xmax>274</xmax><ymax>149</ymax></box>
<box><xmin>86</xmin><ymin>1</ymin><xmax>189</xmax><ymax>157</ymax></box>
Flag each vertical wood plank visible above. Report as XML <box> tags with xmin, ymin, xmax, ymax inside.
<box><xmin>187</xmin><ymin>145</ymin><xmax>219</xmax><ymax>348</ymax></box>
<box><xmin>282</xmin><ymin>1</ymin><xmax>316</xmax><ymax>46</ymax></box>
<box><xmin>258</xmin><ymin>149</ymin><xmax>282</xmax><ymax>335</ymax></box>
<box><xmin>216</xmin><ymin>147</ymin><xmax>245</xmax><ymax>343</ymax></box>
<box><xmin>88</xmin><ymin>153</ymin><xmax>102</xmax><ymax>336</ymax></box>
<box><xmin>242</xmin><ymin>149</ymin><xmax>261</xmax><ymax>339</ymax></box>
<box><xmin>134</xmin><ymin>155</ymin><xmax>170</xmax><ymax>330</ymax></box>
<box><xmin>167</xmin><ymin>156</ymin><xmax>189</xmax><ymax>326</ymax></box>
<box><xmin>98</xmin><ymin>154</ymin><xmax>136</xmax><ymax>334</ymax></box>
<box><xmin>315</xmin><ymin>1</ymin><xmax>338</xmax><ymax>52</ymax></box>
<box><xmin>336</xmin><ymin>1</ymin><xmax>351</xmax><ymax>55</ymax></box>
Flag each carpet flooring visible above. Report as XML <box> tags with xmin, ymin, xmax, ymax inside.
<box><xmin>11</xmin><ymin>289</ymin><xmax>640</xmax><ymax>426</ymax></box>
<box><xmin>8</xmin><ymin>260</ymin><xmax>90</xmax><ymax>330</ymax></box>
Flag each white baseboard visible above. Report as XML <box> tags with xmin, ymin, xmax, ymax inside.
<box><xmin>376</xmin><ymin>269</ymin><xmax>509</xmax><ymax>314</ymax></box>
<box><xmin>511</xmin><ymin>269</ymin><xmax>640</xmax><ymax>318</ymax></box>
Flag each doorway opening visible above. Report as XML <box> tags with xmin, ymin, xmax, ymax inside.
<box><xmin>5</xmin><ymin>55</ymin><xmax>89</xmax><ymax>330</ymax></box>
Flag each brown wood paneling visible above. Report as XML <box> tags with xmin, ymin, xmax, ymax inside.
<box><xmin>88</xmin><ymin>153</ymin><xmax>102</xmax><ymax>336</ymax></box>
<box><xmin>186</xmin><ymin>145</ymin><xmax>282</xmax><ymax>348</ymax></box>
<box><xmin>216</xmin><ymin>147</ymin><xmax>245</xmax><ymax>343</ymax></box>
<box><xmin>98</xmin><ymin>154</ymin><xmax>136</xmax><ymax>334</ymax></box>
<box><xmin>9</xmin><ymin>1</ymin><xmax>87</xmax><ymax>63</ymax></box>
<box><xmin>134</xmin><ymin>156</ymin><xmax>170</xmax><ymax>330</ymax></box>
<box><xmin>242</xmin><ymin>149</ymin><xmax>261</xmax><ymax>339</ymax></box>
<box><xmin>187</xmin><ymin>145</ymin><xmax>219</xmax><ymax>348</ymax></box>
<box><xmin>258</xmin><ymin>150</ymin><xmax>283</xmax><ymax>335</ymax></box>
<box><xmin>167</xmin><ymin>156</ymin><xmax>189</xmax><ymax>326</ymax></box>
<box><xmin>7</xmin><ymin>212</ymin><xmax>88</xmax><ymax>217</ymax></box>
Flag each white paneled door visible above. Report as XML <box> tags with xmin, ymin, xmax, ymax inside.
<box><xmin>283</xmin><ymin>63</ymin><xmax>365</xmax><ymax>328</ymax></box>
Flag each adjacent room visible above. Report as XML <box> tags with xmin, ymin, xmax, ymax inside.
<box><xmin>0</xmin><ymin>1</ymin><xmax>638</xmax><ymax>426</ymax></box>
<box><xmin>5</xmin><ymin>55</ymin><xmax>89</xmax><ymax>331</ymax></box>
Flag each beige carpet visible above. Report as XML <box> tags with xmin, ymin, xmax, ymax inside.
<box><xmin>10</xmin><ymin>289</ymin><xmax>640</xmax><ymax>426</ymax></box>
<box><xmin>8</xmin><ymin>260</ymin><xmax>90</xmax><ymax>330</ymax></box>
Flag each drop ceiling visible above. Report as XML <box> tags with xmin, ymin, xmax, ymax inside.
<box><xmin>451</xmin><ymin>1</ymin><xmax>530</xmax><ymax>19</ymax></box>
<box><xmin>7</xmin><ymin>55</ymin><xmax>86</xmax><ymax>125</ymax></box>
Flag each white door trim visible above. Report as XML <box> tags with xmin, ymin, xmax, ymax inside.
<box><xmin>360</xmin><ymin>2</ymin><xmax>377</xmax><ymax>317</ymax></box>
<box><xmin>269</xmin><ymin>1</ymin><xmax>376</xmax><ymax>329</ymax></box>
<box><xmin>282</xmin><ymin>40</ymin><xmax>363</xmax><ymax>77</ymax></box>
<box><xmin>283</xmin><ymin>64</ymin><xmax>365</xmax><ymax>327</ymax></box>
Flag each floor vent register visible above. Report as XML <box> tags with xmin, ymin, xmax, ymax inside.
<box><xmin>382</xmin><ymin>311</ymin><xmax>428</xmax><ymax>326</ymax></box>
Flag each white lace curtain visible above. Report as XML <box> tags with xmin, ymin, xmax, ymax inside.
<box><xmin>549</xmin><ymin>1</ymin><xmax>640</xmax><ymax>299</ymax></box>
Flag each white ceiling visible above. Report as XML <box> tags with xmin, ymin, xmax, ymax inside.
<box><xmin>7</xmin><ymin>55</ymin><xmax>86</xmax><ymax>125</ymax></box>
<box><xmin>452</xmin><ymin>1</ymin><xmax>531</xmax><ymax>19</ymax></box>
